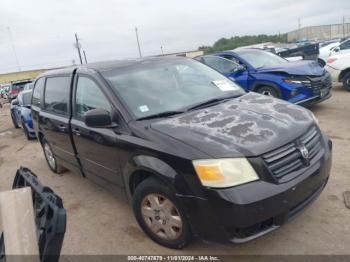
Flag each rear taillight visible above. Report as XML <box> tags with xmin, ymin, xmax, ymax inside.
<box><xmin>327</xmin><ymin>57</ymin><xmax>337</xmax><ymax>64</ymax></box>
<box><xmin>10</xmin><ymin>90</ymin><xmax>17</xmax><ymax>94</ymax></box>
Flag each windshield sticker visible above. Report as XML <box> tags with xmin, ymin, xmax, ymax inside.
<box><xmin>212</xmin><ymin>80</ymin><xmax>238</xmax><ymax>91</ymax></box>
<box><xmin>139</xmin><ymin>105</ymin><xmax>149</xmax><ymax>112</ymax></box>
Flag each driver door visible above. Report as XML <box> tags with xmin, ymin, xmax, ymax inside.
<box><xmin>71</xmin><ymin>74</ymin><xmax>124</xmax><ymax>187</ymax></box>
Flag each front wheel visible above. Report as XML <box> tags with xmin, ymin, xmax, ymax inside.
<box><xmin>22</xmin><ymin>120</ymin><xmax>31</xmax><ymax>140</ymax></box>
<box><xmin>132</xmin><ymin>177</ymin><xmax>192</xmax><ymax>249</ymax></box>
<box><xmin>342</xmin><ymin>72</ymin><xmax>350</xmax><ymax>91</ymax></box>
<box><xmin>11</xmin><ymin>114</ymin><xmax>19</xmax><ymax>129</ymax></box>
<box><xmin>256</xmin><ymin>86</ymin><xmax>280</xmax><ymax>98</ymax></box>
<box><xmin>42</xmin><ymin>138</ymin><xmax>66</xmax><ymax>174</ymax></box>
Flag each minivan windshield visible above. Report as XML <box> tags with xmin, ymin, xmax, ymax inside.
<box><xmin>236</xmin><ymin>49</ymin><xmax>288</xmax><ymax>68</ymax></box>
<box><xmin>102</xmin><ymin>58</ymin><xmax>245</xmax><ymax>119</ymax></box>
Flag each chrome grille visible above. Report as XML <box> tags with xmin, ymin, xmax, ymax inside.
<box><xmin>262</xmin><ymin>126</ymin><xmax>322</xmax><ymax>179</ymax></box>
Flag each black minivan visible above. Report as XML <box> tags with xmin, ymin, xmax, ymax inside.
<box><xmin>31</xmin><ymin>57</ymin><xmax>332</xmax><ymax>249</ymax></box>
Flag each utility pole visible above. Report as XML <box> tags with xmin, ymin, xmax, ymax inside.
<box><xmin>74</xmin><ymin>33</ymin><xmax>83</xmax><ymax>64</ymax></box>
<box><xmin>160</xmin><ymin>46</ymin><xmax>164</xmax><ymax>55</ymax></box>
<box><xmin>135</xmin><ymin>27</ymin><xmax>142</xmax><ymax>57</ymax></box>
<box><xmin>83</xmin><ymin>50</ymin><xmax>88</xmax><ymax>64</ymax></box>
<box><xmin>7</xmin><ymin>27</ymin><xmax>21</xmax><ymax>72</ymax></box>
<box><xmin>298</xmin><ymin>18</ymin><xmax>301</xmax><ymax>41</ymax></box>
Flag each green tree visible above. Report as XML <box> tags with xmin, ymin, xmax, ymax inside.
<box><xmin>199</xmin><ymin>34</ymin><xmax>287</xmax><ymax>54</ymax></box>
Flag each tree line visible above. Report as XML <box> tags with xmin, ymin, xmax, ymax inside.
<box><xmin>198</xmin><ymin>34</ymin><xmax>287</xmax><ymax>54</ymax></box>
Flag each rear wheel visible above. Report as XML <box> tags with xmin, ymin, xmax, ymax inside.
<box><xmin>42</xmin><ymin>138</ymin><xmax>66</xmax><ymax>174</ymax></box>
<box><xmin>256</xmin><ymin>86</ymin><xmax>280</xmax><ymax>98</ymax></box>
<box><xmin>342</xmin><ymin>72</ymin><xmax>350</xmax><ymax>91</ymax></box>
<box><xmin>132</xmin><ymin>177</ymin><xmax>192</xmax><ymax>249</ymax></box>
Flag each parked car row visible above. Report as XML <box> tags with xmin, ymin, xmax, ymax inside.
<box><xmin>10</xmin><ymin>55</ymin><xmax>330</xmax><ymax>249</ymax></box>
<box><xmin>0</xmin><ymin>79</ymin><xmax>33</xmax><ymax>103</ymax></box>
<box><xmin>10</xmin><ymin>89</ymin><xmax>36</xmax><ymax>140</ymax></box>
<box><xmin>235</xmin><ymin>38</ymin><xmax>350</xmax><ymax>92</ymax></box>
<box><xmin>195</xmin><ymin>49</ymin><xmax>332</xmax><ymax>105</ymax></box>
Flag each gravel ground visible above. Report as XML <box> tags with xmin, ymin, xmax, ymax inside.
<box><xmin>0</xmin><ymin>84</ymin><xmax>349</xmax><ymax>255</ymax></box>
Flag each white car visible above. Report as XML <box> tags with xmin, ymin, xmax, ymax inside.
<box><xmin>319</xmin><ymin>39</ymin><xmax>350</xmax><ymax>67</ymax></box>
<box><xmin>325</xmin><ymin>52</ymin><xmax>350</xmax><ymax>91</ymax></box>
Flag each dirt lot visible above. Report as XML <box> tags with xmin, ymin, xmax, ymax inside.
<box><xmin>0</xmin><ymin>85</ymin><xmax>349</xmax><ymax>255</ymax></box>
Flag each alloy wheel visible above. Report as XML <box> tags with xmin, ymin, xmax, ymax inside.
<box><xmin>44</xmin><ymin>143</ymin><xmax>56</xmax><ymax>170</ymax></box>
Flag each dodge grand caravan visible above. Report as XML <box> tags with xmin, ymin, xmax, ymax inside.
<box><xmin>31</xmin><ymin>57</ymin><xmax>332</xmax><ymax>249</ymax></box>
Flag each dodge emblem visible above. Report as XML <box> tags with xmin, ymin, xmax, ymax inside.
<box><xmin>298</xmin><ymin>144</ymin><xmax>310</xmax><ymax>166</ymax></box>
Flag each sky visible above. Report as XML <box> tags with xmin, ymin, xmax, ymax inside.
<box><xmin>0</xmin><ymin>0</ymin><xmax>349</xmax><ymax>74</ymax></box>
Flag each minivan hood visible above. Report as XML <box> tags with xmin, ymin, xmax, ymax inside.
<box><xmin>151</xmin><ymin>93</ymin><xmax>314</xmax><ymax>158</ymax></box>
<box><xmin>256</xmin><ymin>60</ymin><xmax>325</xmax><ymax>76</ymax></box>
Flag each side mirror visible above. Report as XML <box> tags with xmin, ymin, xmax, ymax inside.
<box><xmin>11</xmin><ymin>99</ymin><xmax>19</xmax><ymax>106</ymax></box>
<box><xmin>84</xmin><ymin>109</ymin><xmax>112</xmax><ymax>128</ymax></box>
<box><xmin>334</xmin><ymin>47</ymin><xmax>340</xmax><ymax>52</ymax></box>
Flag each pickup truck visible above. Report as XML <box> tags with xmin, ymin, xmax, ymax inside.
<box><xmin>31</xmin><ymin>57</ymin><xmax>332</xmax><ymax>249</ymax></box>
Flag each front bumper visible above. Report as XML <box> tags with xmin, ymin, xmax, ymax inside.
<box><xmin>325</xmin><ymin>65</ymin><xmax>341</xmax><ymax>82</ymax></box>
<box><xmin>180</xmin><ymin>134</ymin><xmax>332</xmax><ymax>244</ymax></box>
<box><xmin>24</xmin><ymin>122</ymin><xmax>37</xmax><ymax>138</ymax></box>
<box><xmin>295</xmin><ymin>90</ymin><xmax>332</xmax><ymax>107</ymax></box>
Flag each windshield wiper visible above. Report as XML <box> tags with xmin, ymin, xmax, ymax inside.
<box><xmin>186</xmin><ymin>94</ymin><xmax>240</xmax><ymax>111</ymax></box>
<box><xmin>136</xmin><ymin>110</ymin><xmax>184</xmax><ymax>121</ymax></box>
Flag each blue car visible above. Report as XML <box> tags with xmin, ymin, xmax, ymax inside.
<box><xmin>196</xmin><ymin>49</ymin><xmax>332</xmax><ymax>106</ymax></box>
<box><xmin>10</xmin><ymin>89</ymin><xmax>36</xmax><ymax>139</ymax></box>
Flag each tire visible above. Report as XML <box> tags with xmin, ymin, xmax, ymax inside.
<box><xmin>342</xmin><ymin>72</ymin><xmax>350</xmax><ymax>92</ymax></box>
<box><xmin>11</xmin><ymin>114</ymin><xmax>19</xmax><ymax>129</ymax></box>
<box><xmin>132</xmin><ymin>177</ymin><xmax>192</xmax><ymax>249</ymax></box>
<box><xmin>256</xmin><ymin>86</ymin><xmax>280</xmax><ymax>98</ymax></box>
<box><xmin>41</xmin><ymin>138</ymin><xmax>66</xmax><ymax>174</ymax></box>
<box><xmin>318</xmin><ymin>58</ymin><xmax>326</xmax><ymax>68</ymax></box>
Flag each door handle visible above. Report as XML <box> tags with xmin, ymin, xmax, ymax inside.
<box><xmin>57</xmin><ymin>125</ymin><xmax>67</xmax><ymax>132</ymax></box>
<box><xmin>72</xmin><ymin>128</ymin><xmax>81</xmax><ymax>136</ymax></box>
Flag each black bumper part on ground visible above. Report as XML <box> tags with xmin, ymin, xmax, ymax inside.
<box><xmin>0</xmin><ymin>167</ymin><xmax>66</xmax><ymax>262</ymax></box>
<box><xmin>180</xmin><ymin>136</ymin><xmax>332</xmax><ymax>244</ymax></box>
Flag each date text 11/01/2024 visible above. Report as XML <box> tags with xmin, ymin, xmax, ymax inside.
<box><xmin>127</xmin><ymin>256</ymin><xmax>220</xmax><ymax>261</ymax></box>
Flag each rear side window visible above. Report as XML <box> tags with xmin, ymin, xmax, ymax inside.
<box><xmin>44</xmin><ymin>76</ymin><xmax>71</xmax><ymax>115</ymax></box>
<box><xmin>32</xmin><ymin>78</ymin><xmax>45</xmax><ymax>107</ymax></box>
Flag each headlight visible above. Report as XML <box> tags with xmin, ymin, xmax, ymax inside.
<box><xmin>192</xmin><ymin>158</ymin><xmax>259</xmax><ymax>188</ymax></box>
<box><xmin>283</xmin><ymin>78</ymin><xmax>311</xmax><ymax>86</ymax></box>
<box><xmin>311</xmin><ymin>112</ymin><xmax>319</xmax><ymax>125</ymax></box>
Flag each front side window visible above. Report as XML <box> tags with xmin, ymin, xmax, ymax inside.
<box><xmin>102</xmin><ymin>58</ymin><xmax>244</xmax><ymax>119</ymax></box>
<box><xmin>202</xmin><ymin>56</ymin><xmax>239</xmax><ymax>74</ymax></box>
<box><xmin>75</xmin><ymin>76</ymin><xmax>111</xmax><ymax>119</ymax></box>
<box><xmin>237</xmin><ymin>50</ymin><xmax>288</xmax><ymax>68</ymax></box>
<box><xmin>44</xmin><ymin>76</ymin><xmax>70</xmax><ymax>115</ymax></box>
<box><xmin>339</xmin><ymin>40</ymin><xmax>350</xmax><ymax>50</ymax></box>
<box><xmin>32</xmin><ymin>78</ymin><xmax>45</xmax><ymax>107</ymax></box>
